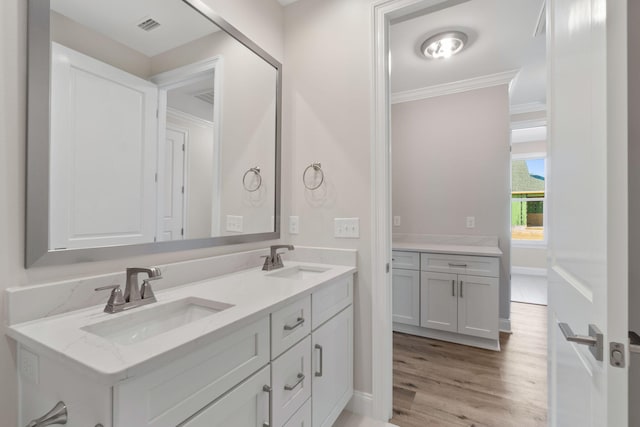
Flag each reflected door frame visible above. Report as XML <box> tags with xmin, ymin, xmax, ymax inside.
<box><xmin>151</xmin><ymin>56</ymin><xmax>224</xmax><ymax>240</ymax></box>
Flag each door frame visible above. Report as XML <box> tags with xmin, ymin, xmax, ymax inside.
<box><xmin>151</xmin><ymin>56</ymin><xmax>224</xmax><ymax>240</ymax></box>
<box><xmin>370</xmin><ymin>0</ymin><xmax>458</xmax><ymax>420</ymax></box>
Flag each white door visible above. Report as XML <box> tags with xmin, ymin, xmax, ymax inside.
<box><xmin>160</xmin><ymin>127</ymin><xmax>186</xmax><ymax>241</ymax></box>
<box><xmin>50</xmin><ymin>43</ymin><xmax>158</xmax><ymax>249</ymax></box>
<box><xmin>547</xmin><ymin>1</ymin><xmax>628</xmax><ymax>426</ymax></box>
<box><xmin>392</xmin><ymin>268</ymin><xmax>420</xmax><ymax>326</ymax></box>
<box><xmin>420</xmin><ymin>272</ymin><xmax>457</xmax><ymax>333</ymax></box>
<box><xmin>457</xmin><ymin>275</ymin><xmax>498</xmax><ymax>340</ymax></box>
<box><xmin>312</xmin><ymin>306</ymin><xmax>353</xmax><ymax>427</ymax></box>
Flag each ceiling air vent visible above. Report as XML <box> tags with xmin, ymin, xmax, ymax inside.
<box><xmin>194</xmin><ymin>90</ymin><xmax>215</xmax><ymax>105</ymax></box>
<box><xmin>137</xmin><ymin>18</ymin><xmax>161</xmax><ymax>32</ymax></box>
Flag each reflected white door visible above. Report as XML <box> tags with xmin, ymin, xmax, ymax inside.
<box><xmin>161</xmin><ymin>127</ymin><xmax>186</xmax><ymax>241</ymax></box>
<box><xmin>50</xmin><ymin>43</ymin><xmax>158</xmax><ymax>249</ymax></box>
<box><xmin>547</xmin><ymin>1</ymin><xmax>628</xmax><ymax>426</ymax></box>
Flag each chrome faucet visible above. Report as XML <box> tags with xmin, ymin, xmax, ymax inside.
<box><xmin>262</xmin><ymin>245</ymin><xmax>294</xmax><ymax>271</ymax></box>
<box><xmin>95</xmin><ymin>267</ymin><xmax>162</xmax><ymax>313</ymax></box>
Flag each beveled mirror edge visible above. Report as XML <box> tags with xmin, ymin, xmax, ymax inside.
<box><xmin>25</xmin><ymin>0</ymin><xmax>282</xmax><ymax>268</ymax></box>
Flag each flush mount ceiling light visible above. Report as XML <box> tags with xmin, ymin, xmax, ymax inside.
<box><xmin>421</xmin><ymin>31</ymin><xmax>468</xmax><ymax>59</ymax></box>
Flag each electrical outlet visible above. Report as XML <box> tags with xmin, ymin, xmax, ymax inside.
<box><xmin>335</xmin><ymin>218</ymin><xmax>359</xmax><ymax>238</ymax></box>
<box><xmin>20</xmin><ymin>348</ymin><xmax>39</xmax><ymax>384</ymax></box>
<box><xmin>393</xmin><ymin>216</ymin><xmax>401</xmax><ymax>226</ymax></box>
<box><xmin>289</xmin><ymin>216</ymin><xmax>299</xmax><ymax>234</ymax></box>
<box><xmin>226</xmin><ymin>215</ymin><xmax>243</xmax><ymax>232</ymax></box>
<box><xmin>466</xmin><ymin>216</ymin><xmax>475</xmax><ymax>228</ymax></box>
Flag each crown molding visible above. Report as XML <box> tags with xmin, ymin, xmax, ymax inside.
<box><xmin>510</xmin><ymin>101</ymin><xmax>547</xmax><ymax>115</ymax></box>
<box><xmin>391</xmin><ymin>69</ymin><xmax>520</xmax><ymax>104</ymax></box>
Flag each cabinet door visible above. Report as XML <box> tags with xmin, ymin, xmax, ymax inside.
<box><xmin>180</xmin><ymin>366</ymin><xmax>270</xmax><ymax>427</ymax></box>
<box><xmin>420</xmin><ymin>272</ymin><xmax>458</xmax><ymax>333</ymax></box>
<box><xmin>312</xmin><ymin>305</ymin><xmax>353</xmax><ymax>427</ymax></box>
<box><xmin>392</xmin><ymin>268</ymin><xmax>420</xmax><ymax>326</ymax></box>
<box><xmin>457</xmin><ymin>274</ymin><xmax>499</xmax><ymax>340</ymax></box>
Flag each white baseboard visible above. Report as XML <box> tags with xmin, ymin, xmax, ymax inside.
<box><xmin>500</xmin><ymin>318</ymin><xmax>512</xmax><ymax>333</ymax></box>
<box><xmin>512</xmin><ymin>266</ymin><xmax>547</xmax><ymax>277</ymax></box>
<box><xmin>346</xmin><ymin>391</ymin><xmax>374</xmax><ymax>418</ymax></box>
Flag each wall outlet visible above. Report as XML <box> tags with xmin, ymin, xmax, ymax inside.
<box><xmin>20</xmin><ymin>348</ymin><xmax>39</xmax><ymax>384</ymax></box>
<box><xmin>393</xmin><ymin>216</ymin><xmax>401</xmax><ymax>226</ymax></box>
<box><xmin>334</xmin><ymin>218</ymin><xmax>360</xmax><ymax>238</ymax></box>
<box><xmin>226</xmin><ymin>215</ymin><xmax>243</xmax><ymax>232</ymax></box>
<box><xmin>289</xmin><ymin>216</ymin><xmax>299</xmax><ymax>234</ymax></box>
<box><xmin>466</xmin><ymin>216</ymin><xmax>475</xmax><ymax>228</ymax></box>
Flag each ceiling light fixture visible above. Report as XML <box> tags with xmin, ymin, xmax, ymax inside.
<box><xmin>421</xmin><ymin>31</ymin><xmax>468</xmax><ymax>59</ymax></box>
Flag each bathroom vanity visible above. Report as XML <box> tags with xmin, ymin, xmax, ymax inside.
<box><xmin>8</xmin><ymin>262</ymin><xmax>355</xmax><ymax>427</ymax></box>
<box><xmin>392</xmin><ymin>236</ymin><xmax>502</xmax><ymax>351</ymax></box>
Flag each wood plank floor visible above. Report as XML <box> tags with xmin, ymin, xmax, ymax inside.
<box><xmin>390</xmin><ymin>303</ymin><xmax>547</xmax><ymax>427</ymax></box>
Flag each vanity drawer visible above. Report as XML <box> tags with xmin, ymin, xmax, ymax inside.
<box><xmin>283</xmin><ymin>398</ymin><xmax>311</xmax><ymax>427</ymax></box>
<box><xmin>271</xmin><ymin>296</ymin><xmax>312</xmax><ymax>359</ymax></box>
<box><xmin>114</xmin><ymin>317</ymin><xmax>270</xmax><ymax>427</ymax></box>
<box><xmin>312</xmin><ymin>275</ymin><xmax>353</xmax><ymax>330</ymax></box>
<box><xmin>392</xmin><ymin>251</ymin><xmax>420</xmax><ymax>270</ymax></box>
<box><xmin>272</xmin><ymin>336</ymin><xmax>312</xmax><ymax>427</ymax></box>
<box><xmin>420</xmin><ymin>253</ymin><xmax>499</xmax><ymax>278</ymax></box>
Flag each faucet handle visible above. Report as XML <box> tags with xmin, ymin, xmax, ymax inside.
<box><xmin>95</xmin><ymin>285</ymin><xmax>125</xmax><ymax>309</ymax></box>
<box><xmin>140</xmin><ymin>280</ymin><xmax>157</xmax><ymax>301</ymax></box>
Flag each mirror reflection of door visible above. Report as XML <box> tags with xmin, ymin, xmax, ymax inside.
<box><xmin>162</xmin><ymin>126</ymin><xmax>187</xmax><ymax>241</ymax></box>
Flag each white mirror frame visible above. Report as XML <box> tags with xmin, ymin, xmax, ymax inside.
<box><xmin>26</xmin><ymin>0</ymin><xmax>282</xmax><ymax>267</ymax></box>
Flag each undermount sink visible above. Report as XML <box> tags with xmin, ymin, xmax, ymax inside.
<box><xmin>82</xmin><ymin>297</ymin><xmax>234</xmax><ymax>346</ymax></box>
<box><xmin>267</xmin><ymin>265</ymin><xmax>330</xmax><ymax>280</ymax></box>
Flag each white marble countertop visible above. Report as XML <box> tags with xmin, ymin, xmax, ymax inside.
<box><xmin>7</xmin><ymin>261</ymin><xmax>356</xmax><ymax>385</ymax></box>
<box><xmin>393</xmin><ymin>242</ymin><xmax>503</xmax><ymax>257</ymax></box>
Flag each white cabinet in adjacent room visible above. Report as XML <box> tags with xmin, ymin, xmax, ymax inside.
<box><xmin>420</xmin><ymin>271</ymin><xmax>457</xmax><ymax>333</ymax></box>
<box><xmin>392</xmin><ymin>251</ymin><xmax>420</xmax><ymax>327</ymax></box>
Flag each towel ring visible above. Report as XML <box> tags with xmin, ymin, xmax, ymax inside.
<box><xmin>243</xmin><ymin>166</ymin><xmax>262</xmax><ymax>192</ymax></box>
<box><xmin>303</xmin><ymin>162</ymin><xmax>324</xmax><ymax>190</ymax></box>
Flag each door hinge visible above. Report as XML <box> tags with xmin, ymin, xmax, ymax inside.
<box><xmin>154</xmin><ymin>173</ymin><xmax>158</xmax><ymax>183</ymax></box>
<box><xmin>386</xmin><ymin>263</ymin><xmax>390</xmax><ymax>273</ymax></box>
<box><xmin>181</xmin><ymin>186</ymin><xmax>184</xmax><ymax>194</ymax></box>
<box><xmin>153</xmin><ymin>236</ymin><xmax>157</xmax><ymax>242</ymax></box>
<box><xmin>181</xmin><ymin>228</ymin><xmax>184</xmax><ymax>236</ymax></box>
<box><xmin>156</xmin><ymin>109</ymin><xmax>159</xmax><ymax>118</ymax></box>
<box><xmin>182</xmin><ymin>143</ymin><xmax>185</xmax><ymax>151</ymax></box>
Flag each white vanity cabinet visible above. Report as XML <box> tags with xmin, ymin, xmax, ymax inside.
<box><xmin>393</xmin><ymin>249</ymin><xmax>500</xmax><ymax>350</ymax></box>
<box><xmin>16</xmin><ymin>272</ymin><xmax>354</xmax><ymax>427</ymax></box>
<box><xmin>391</xmin><ymin>252</ymin><xmax>420</xmax><ymax>326</ymax></box>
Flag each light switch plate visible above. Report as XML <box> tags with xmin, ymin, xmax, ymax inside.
<box><xmin>226</xmin><ymin>215</ymin><xmax>243</xmax><ymax>232</ymax></box>
<box><xmin>289</xmin><ymin>216</ymin><xmax>299</xmax><ymax>234</ymax></box>
<box><xmin>393</xmin><ymin>216</ymin><xmax>401</xmax><ymax>226</ymax></box>
<box><xmin>334</xmin><ymin>218</ymin><xmax>360</xmax><ymax>238</ymax></box>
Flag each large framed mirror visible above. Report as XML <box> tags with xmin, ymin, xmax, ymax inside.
<box><xmin>26</xmin><ymin>0</ymin><xmax>282</xmax><ymax>267</ymax></box>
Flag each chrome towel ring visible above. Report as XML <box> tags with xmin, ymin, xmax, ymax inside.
<box><xmin>303</xmin><ymin>162</ymin><xmax>324</xmax><ymax>190</ymax></box>
<box><xmin>242</xmin><ymin>166</ymin><xmax>262</xmax><ymax>192</ymax></box>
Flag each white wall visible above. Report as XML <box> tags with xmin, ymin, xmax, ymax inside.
<box><xmin>0</xmin><ymin>0</ymin><xmax>283</xmax><ymax>424</ymax></box>
<box><xmin>391</xmin><ymin>86</ymin><xmax>511</xmax><ymax>320</ymax></box>
<box><xmin>283</xmin><ymin>0</ymin><xmax>374</xmax><ymax>394</ymax></box>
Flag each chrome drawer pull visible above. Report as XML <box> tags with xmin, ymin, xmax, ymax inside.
<box><xmin>284</xmin><ymin>317</ymin><xmax>305</xmax><ymax>331</ymax></box>
<box><xmin>459</xmin><ymin>281</ymin><xmax>464</xmax><ymax>298</ymax></box>
<box><xmin>448</xmin><ymin>263</ymin><xmax>467</xmax><ymax>268</ymax></box>
<box><xmin>262</xmin><ymin>385</ymin><xmax>272</xmax><ymax>427</ymax></box>
<box><xmin>315</xmin><ymin>344</ymin><xmax>324</xmax><ymax>377</ymax></box>
<box><xmin>451</xmin><ymin>279</ymin><xmax>455</xmax><ymax>297</ymax></box>
<box><xmin>284</xmin><ymin>373</ymin><xmax>305</xmax><ymax>391</ymax></box>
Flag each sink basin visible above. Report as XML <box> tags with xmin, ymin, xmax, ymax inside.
<box><xmin>267</xmin><ymin>265</ymin><xmax>330</xmax><ymax>280</ymax></box>
<box><xmin>82</xmin><ymin>297</ymin><xmax>234</xmax><ymax>346</ymax></box>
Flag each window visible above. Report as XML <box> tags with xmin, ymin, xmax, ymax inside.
<box><xmin>511</xmin><ymin>157</ymin><xmax>546</xmax><ymax>243</ymax></box>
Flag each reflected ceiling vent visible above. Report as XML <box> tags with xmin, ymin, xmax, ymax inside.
<box><xmin>194</xmin><ymin>90</ymin><xmax>215</xmax><ymax>105</ymax></box>
<box><xmin>137</xmin><ymin>17</ymin><xmax>161</xmax><ymax>32</ymax></box>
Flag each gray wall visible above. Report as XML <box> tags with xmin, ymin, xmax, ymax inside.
<box><xmin>391</xmin><ymin>86</ymin><xmax>512</xmax><ymax>320</ymax></box>
<box><xmin>629</xmin><ymin>0</ymin><xmax>640</xmax><ymax>423</ymax></box>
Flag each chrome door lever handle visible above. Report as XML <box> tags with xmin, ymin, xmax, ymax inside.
<box><xmin>558</xmin><ymin>322</ymin><xmax>603</xmax><ymax>361</ymax></box>
<box><xmin>630</xmin><ymin>331</ymin><xmax>640</xmax><ymax>354</ymax></box>
<box><xmin>26</xmin><ymin>401</ymin><xmax>67</xmax><ymax>427</ymax></box>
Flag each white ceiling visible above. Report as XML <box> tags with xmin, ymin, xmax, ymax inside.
<box><xmin>390</xmin><ymin>0</ymin><xmax>546</xmax><ymax>107</ymax></box>
<box><xmin>51</xmin><ymin>0</ymin><xmax>219</xmax><ymax>57</ymax></box>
